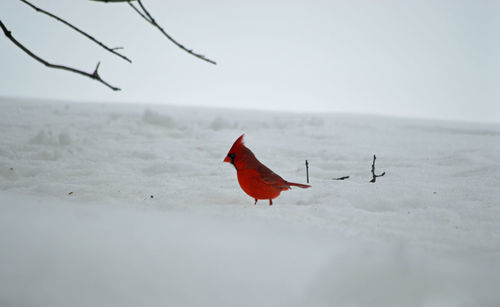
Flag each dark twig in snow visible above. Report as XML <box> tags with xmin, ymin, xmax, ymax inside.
<box><xmin>305</xmin><ymin>160</ymin><xmax>309</xmax><ymax>184</ymax></box>
<box><xmin>0</xmin><ymin>19</ymin><xmax>120</xmax><ymax>91</ymax></box>
<box><xmin>369</xmin><ymin>155</ymin><xmax>386</xmax><ymax>183</ymax></box>
<box><xmin>20</xmin><ymin>0</ymin><xmax>132</xmax><ymax>63</ymax></box>
<box><xmin>333</xmin><ymin>176</ymin><xmax>350</xmax><ymax>180</ymax></box>
<box><xmin>127</xmin><ymin>0</ymin><xmax>217</xmax><ymax>65</ymax></box>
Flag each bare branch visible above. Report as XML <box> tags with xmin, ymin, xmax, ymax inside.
<box><xmin>128</xmin><ymin>1</ymin><xmax>152</xmax><ymax>23</ymax></box>
<box><xmin>0</xmin><ymin>19</ymin><xmax>120</xmax><ymax>91</ymax></box>
<box><xmin>333</xmin><ymin>176</ymin><xmax>350</xmax><ymax>180</ymax></box>
<box><xmin>369</xmin><ymin>155</ymin><xmax>386</xmax><ymax>183</ymax></box>
<box><xmin>20</xmin><ymin>0</ymin><xmax>132</xmax><ymax>63</ymax></box>
<box><xmin>128</xmin><ymin>0</ymin><xmax>217</xmax><ymax>65</ymax></box>
<box><xmin>90</xmin><ymin>0</ymin><xmax>137</xmax><ymax>2</ymax></box>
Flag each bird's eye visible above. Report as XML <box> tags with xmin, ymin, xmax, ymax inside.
<box><xmin>228</xmin><ymin>153</ymin><xmax>235</xmax><ymax>159</ymax></box>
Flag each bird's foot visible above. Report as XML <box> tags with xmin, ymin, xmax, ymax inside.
<box><xmin>269</xmin><ymin>199</ymin><xmax>273</xmax><ymax>206</ymax></box>
<box><xmin>254</xmin><ymin>198</ymin><xmax>258</xmax><ymax>205</ymax></box>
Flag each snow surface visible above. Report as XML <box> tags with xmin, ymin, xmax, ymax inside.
<box><xmin>1</xmin><ymin>97</ymin><xmax>499</xmax><ymax>307</ymax></box>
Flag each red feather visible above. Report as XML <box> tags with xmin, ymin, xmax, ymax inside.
<box><xmin>224</xmin><ymin>134</ymin><xmax>311</xmax><ymax>205</ymax></box>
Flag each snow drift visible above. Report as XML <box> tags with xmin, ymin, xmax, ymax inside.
<box><xmin>0</xmin><ymin>97</ymin><xmax>499</xmax><ymax>306</ymax></box>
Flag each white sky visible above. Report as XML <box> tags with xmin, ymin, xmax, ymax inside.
<box><xmin>1</xmin><ymin>0</ymin><xmax>499</xmax><ymax>122</ymax></box>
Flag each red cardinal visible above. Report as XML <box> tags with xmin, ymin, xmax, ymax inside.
<box><xmin>224</xmin><ymin>134</ymin><xmax>311</xmax><ymax>205</ymax></box>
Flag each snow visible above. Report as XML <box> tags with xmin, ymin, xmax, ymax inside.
<box><xmin>1</xmin><ymin>97</ymin><xmax>499</xmax><ymax>306</ymax></box>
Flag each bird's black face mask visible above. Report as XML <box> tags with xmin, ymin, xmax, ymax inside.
<box><xmin>227</xmin><ymin>153</ymin><xmax>236</xmax><ymax>170</ymax></box>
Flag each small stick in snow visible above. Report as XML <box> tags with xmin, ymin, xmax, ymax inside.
<box><xmin>369</xmin><ymin>155</ymin><xmax>385</xmax><ymax>183</ymax></box>
<box><xmin>333</xmin><ymin>176</ymin><xmax>350</xmax><ymax>180</ymax></box>
<box><xmin>305</xmin><ymin>160</ymin><xmax>309</xmax><ymax>184</ymax></box>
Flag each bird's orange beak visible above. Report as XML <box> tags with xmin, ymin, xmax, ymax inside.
<box><xmin>223</xmin><ymin>155</ymin><xmax>230</xmax><ymax>163</ymax></box>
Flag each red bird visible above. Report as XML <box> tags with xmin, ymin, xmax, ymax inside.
<box><xmin>223</xmin><ymin>134</ymin><xmax>311</xmax><ymax>205</ymax></box>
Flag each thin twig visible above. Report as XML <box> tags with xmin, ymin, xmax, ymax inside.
<box><xmin>20</xmin><ymin>0</ymin><xmax>131</xmax><ymax>63</ymax></box>
<box><xmin>369</xmin><ymin>155</ymin><xmax>386</xmax><ymax>183</ymax></box>
<box><xmin>90</xmin><ymin>0</ymin><xmax>137</xmax><ymax>2</ymax></box>
<box><xmin>128</xmin><ymin>1</ymin><xmax>151</xmax><ymax>23</ymax></box>
<box><xmin>305</xmin><ymin>160</ymin><xmax>309</xmax><ymax>184</ymax></box>
<box><xmin>333</xmin><ymin>176</ymin><xmax>350</xmax><ymax>180</ymax></box>
<box><xmin>0</xmin><ymin>19</ymin><xmax>120</xmax><ymax>91</ymax></box>
<box><xmin>128</xmin><ymin>0</ymin><xmax>217</xmax><ymax>65</ymax></box>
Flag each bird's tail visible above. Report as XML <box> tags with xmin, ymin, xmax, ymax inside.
<box><xmin>287</xmin><ymin>181</ymin><xmax>311</xmax><ymax>189</ymax></box>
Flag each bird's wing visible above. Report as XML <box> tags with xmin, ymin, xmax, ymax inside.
<box><xmin>256</xmin><ymin>170</ymin><xmax>289</xmax><ymax>190</ymax></box>
<box><xmin>247</xmin><ymin>157</ymin><xmax>289</xmax><ymax>189</ymax></box>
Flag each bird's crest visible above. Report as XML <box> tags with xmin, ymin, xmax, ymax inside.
<box><xmin>229</xmin><ymin>134</ymin><xmax>245</xmax><ymax>152</ymax></box>
<box><xmin>224</xmin><ymin>134</ymin><xmax>246</xmax><ymax>164</ymax></box>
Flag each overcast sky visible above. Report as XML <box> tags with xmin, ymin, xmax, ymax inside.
<box><xmin>1</xmin><ymin>0</ymin><xmax>499</xmax><ymax>122</ymax></box>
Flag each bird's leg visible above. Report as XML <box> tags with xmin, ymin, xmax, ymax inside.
<box><xmin>254</xmin><ymin>198</ymin><xmax>258</xmax><ymax>205</ymax></box>
<box><xmin>269</xmin><ymin>199</ymin><xmax>273</xmax><ymax>206</ymax></box>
